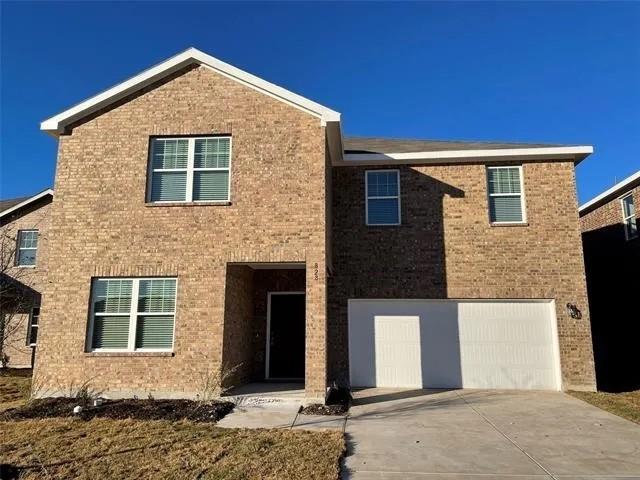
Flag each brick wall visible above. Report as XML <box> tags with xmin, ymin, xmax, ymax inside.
<box><xmin>580</xmin><ymin>183</ymin><xmax>639</xmax><ymax>391</ymax></box>
<box><xmin>329</xmin><ymin>161</ymin><xmax>596</xmax><ymax>391</ymax></box>
<box><xmin>1</xmin><ymin>200</ymin><xmax>51</xmax><ymax>368</ymax></box>
<box><xmin>34</xmin><ymin>65</ymin><xmax>328</xmax><ymax>401</ymax></box>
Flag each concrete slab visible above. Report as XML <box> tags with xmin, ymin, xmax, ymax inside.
<box><xmin>216</xmin><ymin>404</ymin><xmax>299</xmax><ymax>429</ymax></box>
<box><xmin>223</xmin><ymin>382</ymin><xmax>304</xmax><ymax>408</ymax></box>
<box><xmin>292</xmin><ymin>414</ymin><xmax>346</xmax><ymax>431</ymax></box>
<box><xmin>459</xmin><ymin>390</ymin><xmax>640</xmax><ymax>477</ymax></box>
<box><xmin>344</xmin><ymin>388</ymin><xmax>640</xmax><ymax>480</ymax></box>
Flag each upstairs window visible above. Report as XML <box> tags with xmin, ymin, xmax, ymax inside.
<box><xmin>148</xmin><ymin>136</ymin><xmax>231</xmax><ymax>203</ymax></box>
<box><xmin>88</xmin><ymin>278</ymin><xmax>177</xmax><ymax>351</ymax></box>
<box><xmin>487</xmin><ymin>166</ymin><xmax>526</xmax><ymax>224</ymax></box>
<box><xmin>366</xmin><ymin>170</ymin><xmax>401</xmax><ymax>226</ymax></box>
<box><xmin>16</xmin><ymin>230</ymin><xmax>38</xmax><ymax>266</ymax></box>
<box><xmin>621</xmin><ymin>193</ymin><xmax>637</xmax><ymax>240</ymax></box>
<box><xmin>27</xmin><ymin>307</ymin><xmax>39</xmax><ymax>346</ymax></box>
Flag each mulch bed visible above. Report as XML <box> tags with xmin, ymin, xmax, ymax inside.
<box><xmin>1</xmin><ymin>397</ymin><xmax>234</xmax><ymax>423</ymax></box>
<box><xmin>300</xmin><ymin>386</ymin><xmax>351</xmax><ymax>416</ymax></box>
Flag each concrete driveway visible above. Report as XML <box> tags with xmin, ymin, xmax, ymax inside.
<box><xmin>343</xmin><ymin>389</ymin><xmax>640</xmax><ymax>480</ymax></box>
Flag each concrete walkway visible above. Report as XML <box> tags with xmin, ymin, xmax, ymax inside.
<box><xmin>343</xmin><ymin>388</ymin><xmax>640</xmax><ymax>480</ymax></box>
<box><xmin>216</xmin><ymin>403</ymin><xmax>346</xmax><ymax>431</ymax></box>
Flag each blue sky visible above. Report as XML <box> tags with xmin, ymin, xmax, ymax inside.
<box><xmin>1</xmin><ymin>1</ymin><xmax>639</xmax><ymax>203</ymax></box>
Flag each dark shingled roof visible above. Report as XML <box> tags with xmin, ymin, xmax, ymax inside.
<box><xmin>343</xmin><ymin>136</ymin><xmax>565</xmax><ymax>154</ymax></box>
<box><xmin>0</xmin><ymin>196</ymin><xmax>30</xmax><ymax>213</ymax></box>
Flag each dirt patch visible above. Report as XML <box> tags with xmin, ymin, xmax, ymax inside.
<box><xmin>300</xmin><ymin>387</ymin><xmax>351</xmax><ymax>416</ymax></box>
<box><xmin>1</xmin><ymin>397</ymin><xmax>234</xmax><ymax>423</ymax></box>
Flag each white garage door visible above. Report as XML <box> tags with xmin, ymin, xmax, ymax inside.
<box><xmin>348</xmin><ymin>300</ymin><xmax>561</xmax><ymax>390</ymax></box>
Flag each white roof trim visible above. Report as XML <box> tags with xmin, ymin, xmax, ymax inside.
<box><xmin>579</xmin><ymin>169</ymin><xmax>640</xmax><ymax>213</ymax></box>
<box><xmin>41</xmin><ymin>47</ymin><xmax>341</xmax><ymax>135</ymax></box>
<box><xmin>0</xmin><ymin>189</ymin><xmax>53</xmax><ymax>218</ymax></box>
<box><xmin>339</xmin><ymin>146</ymin><xmax>593</xmax><ymax>165</ymax></box>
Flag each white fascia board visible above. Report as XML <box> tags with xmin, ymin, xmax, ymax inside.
<box><xmin>41</xmin><ymin>47</ymin><xmax>340</xmax><ymax>134</ymax></box>
<box><xmin>0</xmin><ymin>188</ymin><xmax>54</xmax><ymax>218</ymax></box>
<box><xmin>344</xmin><ymin>146</ymin><xmax>593</xmax><ymax>162</ymax></box>
<box><xmin>579</xmin><ymin>169</ymin><xmax>640</xmax><ymax>213</ymax></box>
<box><xmin>341</xmin><ymin>146</ymin><xmax>594</xmax><ymax>164</ymax></box>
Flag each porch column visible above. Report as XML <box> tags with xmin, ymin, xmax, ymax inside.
<box><xmin>305</xmin><ymin>256</ymin><xmax>327</xmax><ymax>403</ymax></box>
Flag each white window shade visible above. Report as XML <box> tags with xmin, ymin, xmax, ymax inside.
<box><xmin>487</xmin><ymin>166</ymin><xmax>526</xmax><ymax>223</ymax></box>
<box><xmin>149</xmin><ymin>137</ymin><xmax>231</xmax><ymax>203</ymax></box>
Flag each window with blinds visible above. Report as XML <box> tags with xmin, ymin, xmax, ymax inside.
<box><xmin>487</xmin><ymin>166</ymin><xmax>526</xmax><ymax>223</ymax></box>
<box><xmin>621</xmin><ymin>193</ymin><xmax>638</xmax><ymax>241</ymax></box>
<box><xmin>366</xmin><ymin>170</ymin><xmax>401</xmax><ymax>225</ymax></box>
<box><xmin>88</xmin><ymin>278</ymin><xmax>177</xmax><ymax>351</ymax></box>
<box><xmin>16</xmin><ymin>230</ymin><xmax>38</xmax><ymax>266</ymax></box>
<box><xmin>148</xmin><ymin>136</ymin><xmax>231</xmax><ymax>203</ymax></box>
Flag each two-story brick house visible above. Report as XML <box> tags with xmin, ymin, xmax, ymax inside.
<box><xmin>579</xmin><ymin>170</ymin><xmax>639</xmax><ymax>392</ymax></box>
<box><xmin>34</xmin><ymin>48</ymin><xmax>596</xmax><ymax>403</ymax></box>
<box><xmin>0</xmin><ymin>189</ymin><xmax>53</xmax><ymax>368</ymax></box>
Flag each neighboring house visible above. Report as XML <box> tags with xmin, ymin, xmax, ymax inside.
<box><xmin>579</xmin><ymin>170</ymin><xmax>639</xmax><ymax>392</ymax></box>
<box><xmin>0</xmin><ymin>189</ymin><xmax>53</xmax><ymax>368</ymax></box>
<box><xmin>33</xmin><ymin>48</ymin><xmax>596</xmax><ymax>403</ymax></box>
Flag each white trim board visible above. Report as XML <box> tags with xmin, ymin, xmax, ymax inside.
<box><xmin>41</xmin><ymin>47</ymin><xmax>341</xmax><ymax>135</ymax></box>
<box><xmin>339</xmin><ymin>146</ymin><xmax>593</xmax><ymax>166</ymax></box>
<box><xmin>579</xmin><ymin>169</ymin><xmax>640</xmax><ymax>214</ymax></box>
<box><xmin>0</xmin><ymin>189</ymin><xmax>53</xmax><ymax>219</ymax></box>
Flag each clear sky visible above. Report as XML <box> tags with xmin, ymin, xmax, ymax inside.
<box><xmin>1</xmin><ymin>1</ymin><xmax>639</xmax><ymax>204</ymax></box>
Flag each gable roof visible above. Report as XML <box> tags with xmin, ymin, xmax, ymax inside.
<box><xmin>0</xmin><ymin>196</ymin><xmax>30</xmax><ymax>213</ymax></box>
<box><xmin>340</xmin><ymin>136</ymin><xmax>593</xmax><ymax>165</ymax></box>
<box><xmin>41</xmin><ymin>48</ymin><xmax>341</xmax><ymax>135</ymax></box>
<box><xmin>579</xmin><ymin>170</ymin><xmax>640</xmax><ymax>216</ymax></box>
<box><xmin>0</xmin><ymin>189</ymin><xmax>54</xmax><ymax>219</ymax></box>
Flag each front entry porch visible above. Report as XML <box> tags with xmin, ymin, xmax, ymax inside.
<box><xmin>221</xmin><ymin>262</ymin><xmax>323</xmax><ymax>401</ymax></box>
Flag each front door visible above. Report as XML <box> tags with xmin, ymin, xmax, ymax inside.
<box><xmin>267</xmin><ymin>293</ymin><xmax>305</xmax><ymax>379</ymax></box>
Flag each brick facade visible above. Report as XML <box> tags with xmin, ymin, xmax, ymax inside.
<box><xmin>580</xmin><ymin>182</ymin><xmax>639</xmax><ymax>391</ymax></box>
<box><xmin>34</xmin><ymin>65</ymin><xmax>328</xmax><ymax>402</ymax></box>
<box><xmin>33</xmin><ymin>59</ymin><xmax>597</xmax><ymax>401</ymax></box>
<box><xmin>1</xmin><ymin>199</ymin><xmax>51</xmax><ymax>368</ymax></box>
<box><xmin>329</xmin><ymin>162</ymin><xmax>596</xmax><ymax>391</ymax></box>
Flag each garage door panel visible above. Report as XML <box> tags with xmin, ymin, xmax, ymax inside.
<box><xmin>348</xmin><ymin>300</ymin><xmax>560</xmax><ymax>391</ymax></box>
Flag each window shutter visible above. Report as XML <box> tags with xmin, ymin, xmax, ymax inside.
<box><xmin>91</xmin><ymin>316</ymin><xmax>130</xmax><ymax>349</ymax></box>
<box><xmin>368</xmin><ymin>198</ymin><xmax>399</xmax><ymax>224</ymax></box>
<box><xmin>151</xmin><ymin>172</ymin><xmax>187</xmax><ymax>202</ymax></box>
<box><xmin>135</xmin><ymin>316</ymin><xmax>174</xmax><ymax>349</ymax></box>
<box><xmin>489</xmin><ymin>196</ymin><xmax>523</xmax><ymax>223</ymax></box>
<box><xmin>193</xmin><ymin>171</ymin><xmax>229</xmax><ymax>201</ymax></box>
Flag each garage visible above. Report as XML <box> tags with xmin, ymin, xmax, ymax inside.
<box><xmin>348</xmin><ymin>299</ymin><xmax>561</xmax><ymax>390</ymax></box>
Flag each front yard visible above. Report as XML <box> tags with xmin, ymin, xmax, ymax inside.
<box><xmin>569</xmin><ymin>390</ymin><xmax>640</xmax><ymax>424</ymax></box>
<box><xmin>0</xmin><ymin>370</ymin><xmax>345</xmax><ymax>479</ymax></box>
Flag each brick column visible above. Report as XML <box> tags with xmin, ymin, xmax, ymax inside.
<box><xmin>305</xmin><ymin>256</ymin><xmax>327</xmax><ymax>403</ymax></box>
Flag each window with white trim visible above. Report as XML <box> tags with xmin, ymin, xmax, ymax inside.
<box><xmin>27</xmin><ymin>307</ymin><xmax>39</xmax><ymax>346</ymax></box>
<box><xmin>88</xmin><ymin>278</ymin><xmax>177</xmax><ymax>351</ymax></box>
<box><xmin>487</xmin><ymin>166</ymin><xmax>526</xmax><ymax>223</ymax></box>
<box><xmin>621</xmin><ymin>193</ymin><xmax>637</xmax><ymax>240</ymax></box>
<box><xmin>366</xmin><ymin>170</ymin><xmax>401</xmax><ymax>225</ymax></box>
<box><xmin>148</xmin><ymin>136</ymin><xmax>231</xmax><ymax>203</ymax></box>
<box><xmin>16</xmin><ymin>230</ymin><xmax>38</xmax><ymax>266</ymax></box>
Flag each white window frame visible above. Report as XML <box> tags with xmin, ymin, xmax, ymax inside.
<box><xmin>27</xmin><ymin>306</ymin><xmax>39</xmax><ymax>346</ymax></box>
<box><xmin>365</xmin><ymin>169</ymin><xmax>401</xmax><ymax>226</ymax></box>
<box><xmin>147</xmin><ymin>136</ymin><xmax>232</xmax><ymax>203</ymax></box>
<box><xmin>86</xmin><ymin>277</ymin><xmax>178</xmax><ymax>353</ymax></box>
<box><xmin>486</xmin><ymin>165</ymin><xmax>527</xmax><ymax>224</ymax></box>
<box><xmin>16</xmin><ymin>229</ymin><xmax>38</xmax><ymax>268</ymax></box>
<box><xmin>620</xmin><ymin>192</ymin><xmax>638</xmax><ymax>241</ymax></box>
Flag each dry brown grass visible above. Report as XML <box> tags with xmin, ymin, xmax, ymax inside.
<box><xmin>0</xmin><ymin>368</ymin><xmax>31</xmax><ymax>411</ymax></box>
<box><xmin>0</xmin><ymin>371</ymin><xmax>345</xmax><ymax>479</ymax></box>
<box><xmin>569</xmin><ymin>390</ymin><xmax>640</xmax><ymax>424</ymax></box>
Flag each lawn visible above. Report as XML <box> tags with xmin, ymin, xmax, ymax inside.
<box><xmin>569</xmin><ymin>390</ymin><xmax>640</xmax><ymax>425</ymax></box>
<box><xmin>0</xmin><ymin>370</ymin><xmax>345</xmax><ymax>480</ymax></box>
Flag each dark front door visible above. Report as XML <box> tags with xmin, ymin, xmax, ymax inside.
<box><xmin>268</xmin><ymin>293</ymin><xmax>305</xmax><ymax>379</ymax></box>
